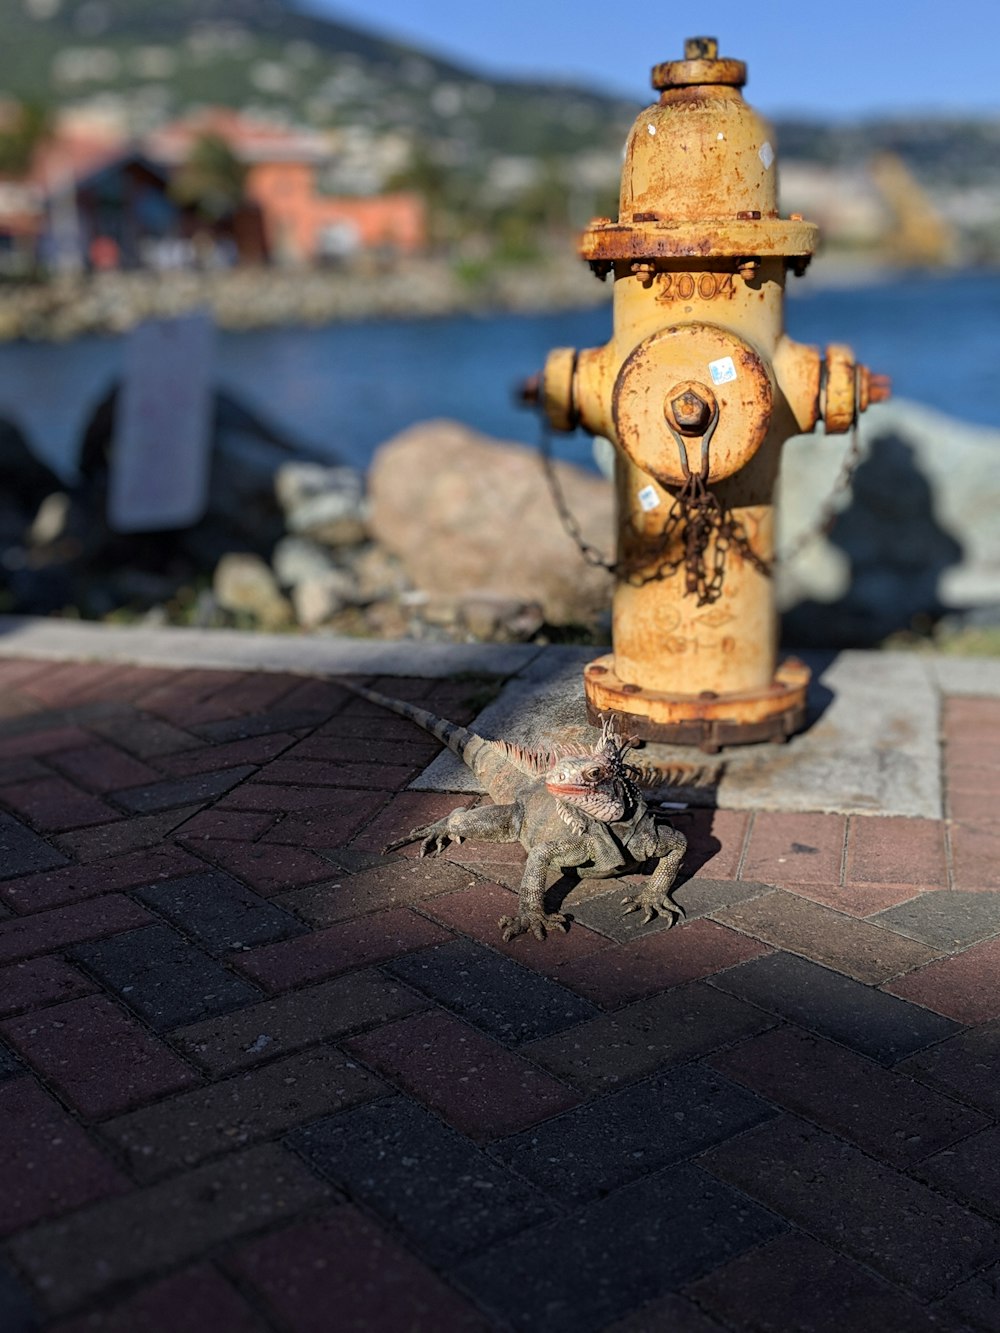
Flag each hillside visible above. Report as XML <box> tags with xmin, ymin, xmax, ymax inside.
<box><xmin>0</xmin><ymin>0</ymin><xmax>637</xmax><ymax>157</ymax></box>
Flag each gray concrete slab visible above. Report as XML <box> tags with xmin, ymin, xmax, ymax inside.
<box><xmin>926</xmin><ymin>655</ymin><xmax>1000</xmax><ymax>698</ymax></box>
<box><xmin>413</xmin><ymin>649</ymin><xmax>942</xmax><ymax>819</ymax></box>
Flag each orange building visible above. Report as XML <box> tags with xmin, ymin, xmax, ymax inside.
<box><xmin>149</xmin><ymin>110</ymin><xmax>426</xmax><ymax>264</ymax></box>
<box><xmin>246</xmin><ymin>162</ymin><xmax>424</xmax><ymax>262</ymax></box>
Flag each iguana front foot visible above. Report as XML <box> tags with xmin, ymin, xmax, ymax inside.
<box><xmin>620</xmin><ymin>892</ymin><xmax>685</xmax><ymax>928</ymax></box>
<box><xmin>382</xmin><ymin>821</ymin><xmax>462</xmax><ymax>857</ymax></box>
<box><xmin>498</xmin><ymin>910</ymin><xmax>568</xmax><ymax>943</ymax></box>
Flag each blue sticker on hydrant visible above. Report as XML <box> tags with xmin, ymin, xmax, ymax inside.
<box><xmin>709</xmin><ymin>356</ymin><xmax>737</xmax><ymax>385</ymax></box>
<box><xmin>637</xmin><ymin>485</ymin><xmax>660</xmax><ymax>512</ymax></box>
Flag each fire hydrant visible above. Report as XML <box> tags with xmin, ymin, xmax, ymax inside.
<box><xmin>523</xmin><ymin>37</ymin><xmax>889</xmax><ymax>750</ymax></box>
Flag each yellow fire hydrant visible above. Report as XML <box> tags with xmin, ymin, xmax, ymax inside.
<box><xmin>523</xmin><ymin>36</ymin><xmax>889</xmax><ymax>750</ymax></box>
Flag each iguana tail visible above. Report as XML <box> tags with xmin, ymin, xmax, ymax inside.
<box><xmin>338</xmin><ymin>681</ymin><xmax>491</xmax><ymax>771</ymax></box>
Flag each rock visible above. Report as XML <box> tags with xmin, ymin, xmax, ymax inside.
<box><xmin>460</xmin><ymin>593</ymin><xmax>545</xmax><ymax>641</ymax></box>
<box><xmin>779</xmin><ymin>399</ymin><xmax>1000</xmax><ymax>646</ymax></box>
<box><xmin>368</xmin><ymin>420</ymin><xmax>613</xmax><ymax>626</ymax></box>
<box><xmin>349</xmin><ymin>543</ymin><xmax>409</xmax><ymax>602</ymax></box>
<box><xmin>271</xmin><ymin>535</ymin><xmax>338</xmax><ymax>588</ymax></box>
<box><xmin>275</xmin><ymin>462</ymin><xmax>368</xmax><ymax>547</ymax></box>
<box><xmin>28</xmin><ymin>493</ymin><xmax>72</xmax><ymax>547</ymax></box>
<box><xmin>213</xmin><ymin>552</ymin><xmax>293</xmax><ymax>629</ymax></box>
<box><xmin>291</xmin><ymin>570</ymin><xmax>356</xmax><ymax>628</ymax></box>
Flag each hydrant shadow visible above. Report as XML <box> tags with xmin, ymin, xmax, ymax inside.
<box><xmin>783</xmin><ymin>432</ymin><xmax>965</xmax><ymax>649</ymax></box>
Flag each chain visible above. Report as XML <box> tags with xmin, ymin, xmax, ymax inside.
<box><xmin>539</xmin><ymin>414</ymin><xmax>769</xmax><ymax>606</ymax></box>
<box><xmin>539</xmin><ymin>410</ymin><xmax>863</xmax><ymax>605</ymax></box>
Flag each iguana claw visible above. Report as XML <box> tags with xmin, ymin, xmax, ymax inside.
<box><xmin>383</xmin><ymin>822</ymin><xmax>464</xmax><ymax>857</ymax></box>
<box><xmin>620</xmin><ymin>894</ymin><xmax>685</xmax><ymax>928</ymax></box>
<box><xmin>419</xmin><ymin>834</ymin><xmax>450</xmax><ymax>857</ymax></box>
<box><xmin>498</xmin><ymin>911</ymin><xmax>568</xmax><ymax>943</ymax></box>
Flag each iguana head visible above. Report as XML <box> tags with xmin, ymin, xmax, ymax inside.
<box><xmin>543</xmin><ymin>716</ymin><xmax>641</xmax><ymax>824</ymax></box>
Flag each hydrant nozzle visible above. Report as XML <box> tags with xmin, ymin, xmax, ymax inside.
<box><xmin>520</xmin><ymin>37</ymin><xmax>889</xmax><ymax>751</ymax></box>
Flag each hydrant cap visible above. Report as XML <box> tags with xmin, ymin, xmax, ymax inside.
<box><xmin>652</xmin><ymin>35</ymin><xmax>747</xmax><ymax>91</ymax></box>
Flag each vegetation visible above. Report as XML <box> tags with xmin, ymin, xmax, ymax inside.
<box><xmin>170</xmin><ymin>132</ymin><xmax>248</xmax><ymax>220</ymax></box>
<box><xmin>0</xmin><ymin>100</ymin><xmax>51</xmax><ymax>175</ymax></box>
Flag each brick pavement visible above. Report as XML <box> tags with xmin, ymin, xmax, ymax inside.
<box><xmin>1</xmin><ymin>656</ymin><xmax>999</xmax><ymax>1331</ymax></box>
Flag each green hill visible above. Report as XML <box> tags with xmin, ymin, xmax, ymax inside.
<box><xmin>0</xmin><ymin>0</ymin><xmax>637</xmax><ymax>157</ymax></box>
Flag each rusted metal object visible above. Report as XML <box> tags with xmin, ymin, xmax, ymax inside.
<box><xmin>521</xmin><ymin>36</ymin><xmax>890</xmax><ymax>750</ymax></box>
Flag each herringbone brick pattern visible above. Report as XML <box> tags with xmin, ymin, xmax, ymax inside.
<box><xmin>1</xmin><ymin>657</ymin><xmax>999</xmax><ymax>1331</ymax></box>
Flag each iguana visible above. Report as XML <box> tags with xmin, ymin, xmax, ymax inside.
<box><xmin>343</xmin><ymin>682</ymin><xmax>688</xmax><ymax>942</ymax></box>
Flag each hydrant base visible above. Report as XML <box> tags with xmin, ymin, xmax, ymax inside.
<box><xmin>584</xmin><ymin>655</ymin><xmax>810</xmax><ymax>754</ymax></box>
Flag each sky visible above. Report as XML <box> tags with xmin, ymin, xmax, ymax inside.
<box><xmin>309</xmin><ymin>0</ymin><xmax>1000</xmax><ymax>119</ymax></box>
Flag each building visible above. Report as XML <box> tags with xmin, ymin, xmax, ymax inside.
<box><xmin>148</xmin><ymin>109</ymin><xmax>426</xmax><ymax>264</ymax></box>
<box><xmin>0</xmin><ymin>107</ymin><xmax>427</xmax><ymax>271</ymax></box>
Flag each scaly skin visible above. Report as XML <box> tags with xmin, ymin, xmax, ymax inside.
<box><xmin>342</xmin><ymin>682</ymin><xmax>688</xmax><ymax>942</ymax></box>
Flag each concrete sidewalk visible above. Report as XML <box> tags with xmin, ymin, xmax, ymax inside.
<box><xmin>1</xmin><ymin>617</ymin><xmax>999</xmax><ymax>1332</ymax></box>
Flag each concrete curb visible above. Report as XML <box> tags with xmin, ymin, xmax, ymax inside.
<box><xmin>0</xmin><ymin>615</ymin><xmax>553</xmax><ymax>680</ymax></box>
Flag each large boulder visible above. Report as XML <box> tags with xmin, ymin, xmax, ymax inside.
<box><xmin>778</xmin><ymin>399</ymin><xmax>1000</xmax><ymax>645</ymax></box>
<box><xmin>368</xmin><ymin>420</ymin><xmax>613</xmax><ymax>626</ymax></box>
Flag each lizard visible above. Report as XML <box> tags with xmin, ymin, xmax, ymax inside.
<box><xmin>341</xmin><ymin>681</ymin><xmax>688</xmax><ymax>942</ymax></box>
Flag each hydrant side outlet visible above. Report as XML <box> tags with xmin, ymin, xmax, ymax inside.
<box><xmin>525</xmin><ymin>37</ymin><xmax>889</xmax><ymax>751</ymax></box>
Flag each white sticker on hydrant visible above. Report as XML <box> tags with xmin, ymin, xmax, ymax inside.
<box><xmin>709</xmin><ymin>356</ymin><xmax>737</xmax><ymax>385</ymax></box>
<box><xmin>759</xmin><ymin>141</ymin><xmax>774</xmax><ymax>168</ymax></box>
<box><xmin>637</xmin><ymin>485</ymin><xmax>661</xmax><ymax>512</ymax></box>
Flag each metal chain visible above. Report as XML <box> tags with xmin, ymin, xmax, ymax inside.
<box><xmin>540</xmin><ymin>417</ymin><xmax>768</xmax><ymax>606</ymax></box>
<box><xmin>539</xmin><ymin>414</ymin><xmax>863</xmax><ymax>604</ymax></box>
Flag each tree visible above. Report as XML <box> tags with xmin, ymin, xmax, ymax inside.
<box><xmin>0</xmin><ymin>101</ymin><xmax>52</xmax><ymax>177</ymax></box>
<box><xmin>170</xmin><ymin>133</ymin><xmax>248</xmax><ymax>221</ymax></box>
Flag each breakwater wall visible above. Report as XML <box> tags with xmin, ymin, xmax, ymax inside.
<box><xmin>0</xmin><ymin>257</ymin><xmax>607</xmax><ymax>341</ymax></box>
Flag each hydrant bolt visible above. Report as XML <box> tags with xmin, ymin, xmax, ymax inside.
<box><xmin>669</xmin><ymin>387</ymin><xmax>712</xmax><ymax>435</ymax></box>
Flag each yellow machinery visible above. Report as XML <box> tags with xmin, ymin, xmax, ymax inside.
<box><xmin>523</xmin><ymin>36</ymin><xmax>889</xmax><ymax>751</ymax></box>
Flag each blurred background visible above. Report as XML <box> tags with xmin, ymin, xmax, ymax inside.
<box><xmin>0</xmin><ymin>0</ymin><xmax>997</xmax><ymax>649</ymax></box>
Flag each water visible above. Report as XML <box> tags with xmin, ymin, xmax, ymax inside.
<box><xmin>0</xmin><ymin>269</ymin><xmax>997</xmax><ymax>480</ymax></box>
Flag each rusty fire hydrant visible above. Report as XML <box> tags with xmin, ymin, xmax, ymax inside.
<box><xmin>523</xmin><ymin>36</ymin><xmax>889</xmax><ymax>750</ymax></box>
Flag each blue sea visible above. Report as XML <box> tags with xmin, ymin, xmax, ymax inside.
<box><xmin>1</xmin><ymin>268</ymin><xmax>997</xmax><ymax>480</ymax></box>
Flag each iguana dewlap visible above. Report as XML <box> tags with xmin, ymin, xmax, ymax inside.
<box><xmin>343</xmin><ymin>682</ymin><xmax>688</xmax><ymax>942</ymax></box>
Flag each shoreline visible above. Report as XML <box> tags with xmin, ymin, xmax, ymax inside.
<box><xmin>0</xmin><ymin>252</ymin><xmax>962</xmax><ymax>343</ymax></box>
<box><xmin>0</xmin><ymin>257</ymin><xmax>609</xmax><ymax>343</ymax></box>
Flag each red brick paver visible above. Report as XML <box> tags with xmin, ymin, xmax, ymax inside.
<box><xmin>346</xmin><ymin>1009</ymin><xmax>580</xmax><ymax>1138</ymax></box>
<box><xmin>844</xmin><ymin>816</ymin><xmax>949</xmax><ymax>889</ymax></box>
<box><xmin>883</xmin><ymin>936</ymin><xmax>1000</xmax><ymax>1024</ymax></box>
<box><xmin>0</xmin><ymin>1079</ymin><xmax>129</xmax><ymax>1234</ymax></box>
<box><xmin>232</xmin><ymin>907</ymin><xmax>452</xmax><ymax>991</ymax></box>
<box><xmin>0</xmin><ymin>993</ymin><xmax>197</xmax><ymax>1116</ymax></box>
<box><xmin>229</xmin><ymin>1209</ymin><xmax>490</xmax><ymax>1333</ymax></box>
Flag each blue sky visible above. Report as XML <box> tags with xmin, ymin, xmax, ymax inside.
<box><xmin>309</xmin><ymin>0</ymin><xmax>1000</xmax><ymax>118</ymax></box>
